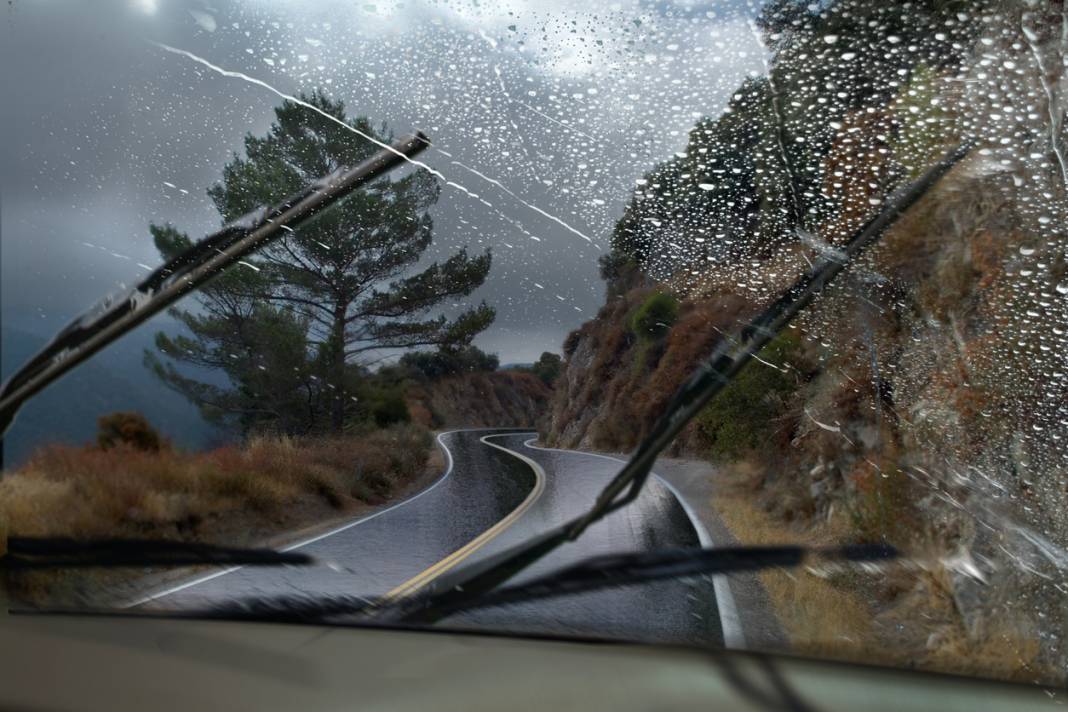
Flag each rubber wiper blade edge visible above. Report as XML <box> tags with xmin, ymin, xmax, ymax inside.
<box><xmin>1</xmin><ymin>536</ymin><xmax>313</xmax><ymax>569</ymax></box>
<box><xmin>192</xmin><ymin>543</ymin><xmax>896</xmax><ymax>625</ymax></box>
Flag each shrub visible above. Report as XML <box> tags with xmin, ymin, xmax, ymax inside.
<box><xmin>368</xmin><ymin>389</ymin><xmax>411</xmax><ymax>428</ymax></box>
<box><xmin>1</xmin><ymin>423</ymin><xmax>437</xmax><ymax>606</ymax></box>
<box><xmin>630</xmin><ymin>292</ymin><xmax>679</xmax><ymax>341</ymax></box>
<box><xmin>95</xmin><ymin>412</ymin><xmax>166</xmax><ymax>452</ymax></box>
<box><xmin>695</xmin><ymin>330</ymin><xmax>803</xmax><ymax>461</ymax></box>
<box><xmin>846</xmin><ymin>459</ymin><xmax>915</xmax><ymax>545</ymax></box>
<box><xmin>562</xmin><ymin>329</ymin><xmax>583</xmax><ymax>357</ymax></box>
<box><xmin>598</xmin><ymin>251</ymin><xmax>643</xmax><ymax>296</ymax></box>
<box><xmin>531</xmin><ymin>351</ymin><xmax>563</xmax><ymax>385</ymax></box>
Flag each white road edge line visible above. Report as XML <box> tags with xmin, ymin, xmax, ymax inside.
<box><xmin>520</xmin><ymin>437</ymin><xmax>747</xmax><ymax>650</ymax></box>
<box><xmin>124</xmin><ymin>429</ymin><xmax>469</xmax><ymax>608</ymax></box>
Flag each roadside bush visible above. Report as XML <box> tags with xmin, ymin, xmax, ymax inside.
<box><xmin>630</xmin><ymin>292</ymin><xmax>679</xmax><ymax>341</ymax></box>
<box><xmin>530</xmin><ymin>351</ymin><xmax>563</xmax><ymax>386</ymax></box>
<box><xmin>694</xmin><ymin>330</ymin><xmax>804</xmax><ymax>461</ymax></box>
<box><xmin>1</xmin><ymin>423</ymin><xmax>436</xmax><ymax>605</ymax></box>
<box><xmin>598</xmin><ymin>250</ymin><xmax>643</xmax><ymax>296</ymax></box>
<box><xmin>365</xmin><ymin>387</ymin><xmax>411</xmax><ymax>428</ymax></box>
<box><xmin>2</xmin><ymin>425</ymin><xmax>434</xmax><ymax>542</ymax></box>
<box><xmin>846</xmin><ymin>459</ymin><xmax>916</xmax><ymax>545</ymax></box>
<box><xmin>96</xmin><ymin>412</ymin><xmax>166</xmax><ymax>452</ymax></box>
<box><xmin>562</xmin><ymin>328</ymin><xmax>583</xmax><ymax>358</ymax></box>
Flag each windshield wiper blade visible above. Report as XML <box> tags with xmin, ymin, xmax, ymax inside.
<box><xmin>1</xmin><ymin>536</ymin><xmax>313</xmax><ymax>569</ymax></box>
<box><xmin>393</xmin><ymin>543</ymin><xmax>898</xmax><ymax>622</ymax></box>
<box><xmin>384</xmin><ymin>140</ymin><xmax>974</xmax><ymax>626</ymax></box>
<box><xmin>0</xmin><ymin>132</ymin><xmax>430</xmax><ymax>439</ymax></box>
<box><xmin>196</xmin><ymin>543</ymin><xmax>896</xmax><ymax>625</ymax></box>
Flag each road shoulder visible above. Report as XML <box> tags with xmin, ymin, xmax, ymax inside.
<box><xmin>568</xmin><ymin>449</ymin><xmax>790</xmax><ymax>652</ymax></box>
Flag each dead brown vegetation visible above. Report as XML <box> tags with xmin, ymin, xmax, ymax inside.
<box><xmin>405</xmin><ymin>371</ymin><xmax>550</xmax><ymax>428</ymax></box>
<box><xmin>543</xmin><ymin>286</ymin><xmax>758</xmax><ymax>452</ymax></box>
<box><xmin>0</xmin><ymin>425</ymin><xmax>435</xmax><ymax>604</ymax></box>
<box><xmin>712</xmin><ymin>464</ymin><xmax>1050</xmax><ymax>683</ymax></box>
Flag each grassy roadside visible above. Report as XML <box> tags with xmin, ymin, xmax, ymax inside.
<box><xmin>710</xmin><ymin>463</ymin><xmax>1047</xmax><ymax>683</ymax></box>
<box><xmin>711</xmin><ymin>466</ymin><xmax>889</xmax><ymax>662</ymax></box>
<box><xmin>0</xmin><ymin>424</ymin><xmax>436</xmax><ymax>606</ymax></box>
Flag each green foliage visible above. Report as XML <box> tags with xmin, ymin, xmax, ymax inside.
<box><xmin>562</xmin><ymin>329</ymin><xmax>582</xmax><ymax>358</ymax></box>
<box><xmin>598</xmin><ymin>251</ymin><xmax>635</xmax><ymax>283</ymax></box>
<box><xmin>695</xmin><ymin>331</ymin><xmax>802</xmax><ymax>461</ymax></box>
<box><xmin>363</xmin><ymin>387</ymin><xmax>411</xmax><ymax>428</ymax></box>
<box><xmin>146</xmin><ymin>302</ymin><xmax>319</xmax><ymax>436</ymax></box>
<box><xmin>399</xmin><ymin>345</ymin><xmax>499</xmax><ymax>379</ymax></box>
<box><xmin>96</xmin><ymin>412</ymin><xmax>166</xmax><ymax>452</ymax></box>
<box><xmin>630</xmin><ymin>292</ymin><xmax>679</xmax><ymax>342</ymax></box>
<box><xmin>530</xmin><ymin>351</ymin><xmax>563</xmax><ymax>386</ymax></box>
<box><xmin>147</xmin><ymin>91</ymin><xmax>495</xmax><ymax>434</ymax></box>
<box><xmin>598</xmin><ymin>251</ymin><xmax>644</xmax><ymax>296</ymax></box>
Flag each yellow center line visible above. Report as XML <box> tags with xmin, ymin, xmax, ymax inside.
<box><xmin>381</xmin><ymin>434</ymin><xmax>546</xmax><ymax>601</ymax></box>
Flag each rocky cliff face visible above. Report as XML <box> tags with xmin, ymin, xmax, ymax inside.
<box><xmin>543</xmin><ymin>284</ymin><xmax>754</xmax><ymax>452</ymax></box>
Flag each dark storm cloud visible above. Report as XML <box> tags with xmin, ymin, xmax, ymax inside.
<box><xmin>1</xmin><ymin>0</ymin><xmax>763</xmax><ymax>363</ymax></box>
<box><xmin>1</xmin><ymin>0</ymin><xmax>280</xmax><ymax>322</ymax></box>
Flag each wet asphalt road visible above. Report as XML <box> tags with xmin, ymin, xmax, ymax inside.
<box><xmin>142</xmin><ymin>429</ymin><xmax>724</xmax><ymax>646</ymax></box>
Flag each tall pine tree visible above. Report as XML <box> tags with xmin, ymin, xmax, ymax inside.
<box><xmin>148</xmin><ymin>92</ymin><xmax>494</xmax><ymax>434</ymax></box>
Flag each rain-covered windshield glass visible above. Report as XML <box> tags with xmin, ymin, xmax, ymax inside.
<box><xmin>2</xmin><ymin>0</ymin><xmax>1068</xmax><ymax>688</ymax></box>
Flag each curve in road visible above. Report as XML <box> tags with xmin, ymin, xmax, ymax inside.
<box><xmin>446</xmin><ymin>433</ymin><xmax>728</xmax><ymax>647</ymax></box>
<box><xmin>132</xmin><ymin>429</ymin><xmax>536</xmax><ymax>608</ymax></box>
<box><xmin>517</xmin><ymin>437</ymin><xmax>745</xmax><ymax>649</ymax></box>
<box><xmin>381</xmin><ymin>433</ymin><xmax>546</xmax><ymax>601</ymax></box>
<box><xmin>132</xmin><ymin>429</ymin><xmax>740</xmax><ymax>650</ymax></box>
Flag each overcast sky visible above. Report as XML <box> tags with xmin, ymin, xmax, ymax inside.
<box><xmin>0</xmin><ymin>0</ymin><xmax>764</xmax><ymax>363</ymax></box>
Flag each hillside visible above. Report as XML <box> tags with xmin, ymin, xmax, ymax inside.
<box><xmin>542</xmin><ymin>0</ymin><xmax>1068</xmax><ymax>684</ymax></box>
<box><xmin>546</xmin><ymin>155</ymin><xmax>1065</xmax><ymax>681</ymax></box>
<box><xmin>406</xmin><ymin>370</ymin><xmax>551</xmax><ymax>429</ymax></box>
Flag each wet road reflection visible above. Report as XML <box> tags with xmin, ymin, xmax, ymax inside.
<box><xmin>143</xmin><ymin>429</ymin><xmax>723</xmax><ymax>647</ymax></box>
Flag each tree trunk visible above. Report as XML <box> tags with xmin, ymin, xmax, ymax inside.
<box><xmin>330</xmin><ymin>302</ymin><xmax>347</xmax><ymax>433</ymax></box>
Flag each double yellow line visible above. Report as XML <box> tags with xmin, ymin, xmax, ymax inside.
<box><xmin>381</xmin><ymin>434</ymin><xmax>546</xmax><ymax>601</ymax></box>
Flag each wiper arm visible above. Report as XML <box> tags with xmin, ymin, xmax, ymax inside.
<box><xmin>0</xmin><ymin>132</ymin><xmax>430</xmax><ymax>438</ymax></box>
<box><xmin>194</xmin><ymin>543</ymin><xmax>896</xmax><ymax>624</ymax></box>
<box><xmin>1</xmin><ymin>536</ymin><xmax>312</xmax><ymax>569</ymax></box>
<box><xmin>394</xmin><ymin>543</ymin><xmax>897</xmax><ymax>622</ymax></box>
<box><xmin>385</xmin><ymin>140</ymin><xmax>974</xmax><ymax>626</ymax></box>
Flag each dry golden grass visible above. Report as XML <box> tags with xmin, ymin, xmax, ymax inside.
<box><xmin>923</xmin><ymin>624</ymin><xmax>1044</xmax><ymax>682</ymax></box>
<box><xmin>712</xmin><ymin>462</ymin><xmax>1054</xmax><ymax>684</ymax></box>
<box><xmin>0</xmin><ymin>425</ymin><xmax>434</xmax><ymax>604</ymax></box>
<box><xmin>710</xmin><ymin>465</ymin><xmax>885</xmax><ymax>663</ymax></box>
<box><xmin>1</xmin><ymin>425</ymin><xmax>432</xmax><ymax>539</ymax></box>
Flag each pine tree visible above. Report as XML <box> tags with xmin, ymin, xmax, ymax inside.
<box><xmin>147</xmin><ymin>91</ymin><xmax>494</xmax><ymax>434</ymax></box>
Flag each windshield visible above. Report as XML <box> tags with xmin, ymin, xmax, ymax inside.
<box><xmin>2</xmin><ymin>0</ymin><xmax>1067</xmax><ymax>688</ymax></box>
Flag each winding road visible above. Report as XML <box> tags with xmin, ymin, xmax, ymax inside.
<box><xmin>136</xmin><ymin>429</ymin><xmax>739</xmax><ymax>647</ymax></box>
